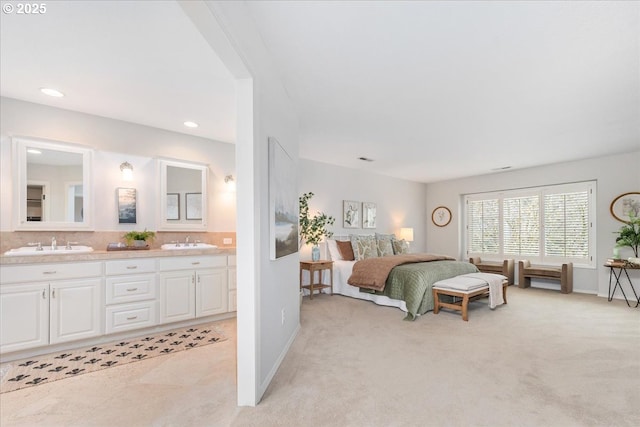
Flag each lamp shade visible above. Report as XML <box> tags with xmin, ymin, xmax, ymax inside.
<box><xmin>399</xmin><ymin>227</ymin><xmax>414</xmax><ymax>242</ymax></box>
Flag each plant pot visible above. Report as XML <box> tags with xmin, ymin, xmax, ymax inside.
<box><xmin>133</xmin><ymin>240</ymin><xmax>147</xmax><ymax>247</ymax></box>
<box><xmin>311</xmin><ymin>245</ymin><xmax>320</xmax><ymax>261</ymax></box>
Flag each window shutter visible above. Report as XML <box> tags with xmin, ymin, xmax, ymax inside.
<box><xmin>544</xmin><ymin>191</ymin><xmax>589</xmax><ymax>259</ymax></box>
<box><xmin>467</xmin><ymin>199</ymin><xmax>499</xmax><ymax>254</ymax></box>
<box><xmin>503</xmin><ymin>195</ymin><xmax>540</xmax><ymax>256</ymax></box>
<box><xmin>464</xmin><ymin>181</ymin><xmax>594</xmax><ymax>267</ymax></box>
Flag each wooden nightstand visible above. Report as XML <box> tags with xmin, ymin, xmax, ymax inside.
<box><xmin>299</xmin><ymin>260</ymin><xmax>334</xmax><ymax>300</ymax></box>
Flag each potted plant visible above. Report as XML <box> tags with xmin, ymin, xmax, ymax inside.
<box><xmin>299</xmin><ymin>192</ymin><xmax>335</xmax><ymax>261</ymax></box>
<box><xmin>615</xmin><ymin>214</ymin><xmax>640</xmax><ymax>258</ymax></box>
<box><xmin>123</xmin><ymin>229</ymin><xmax>156</xmax><ymax>247</ymax></box>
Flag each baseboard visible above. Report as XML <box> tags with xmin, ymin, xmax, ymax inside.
<box><xmin>258</xmin><ymin>322</ymin><xmax>301</xmax><ymax>402</ymax></box>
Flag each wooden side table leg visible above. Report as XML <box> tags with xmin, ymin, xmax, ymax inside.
<box><xmin>309</xmin><ymin>269</ymin><xmax>315</xmax><ymax>300</ymax></box>
<box><xmin>300</xmin><ymin>267</ymin><xmax>303</xmax><ymax>296</ymax></box>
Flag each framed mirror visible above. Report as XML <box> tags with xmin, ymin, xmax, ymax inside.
<box><xmin>157</xmin><ymin>159</ymin><xmax>208</xmax><ymax>231</ymax></box>
<box><xmin>13</xmin><ymin>137</ymin><xmax>93</xmax><ymax>231</ymax></box>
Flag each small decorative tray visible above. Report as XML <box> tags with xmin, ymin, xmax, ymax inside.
<box><xmin>106</xmin><ymin>243</ymin><xmax>150</xmax><ymax>251</ymax></box>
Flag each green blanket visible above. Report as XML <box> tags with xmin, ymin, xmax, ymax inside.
<box><xmin>369</xmin><ymin>260</ymin><xmax>479</xmax><ymax>320</ymax></box>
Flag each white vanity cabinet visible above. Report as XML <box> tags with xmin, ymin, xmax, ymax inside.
<box><xmin>228</xmin><ymin>255</ymin><xmax>237</xmax><ymax>312</ymax></box>
<box><xmin>0</xmin><ymin>262</ymin><xmax>103</xmax><ymax>353</ymax></box>
<box><xmin>158</xmin><ymin>255</ymin><xmax>228</xmax><ymax>324</ymax></box>
<box><xmin>0</xmin><ymin>283</ymin><xmax>49</xmax><ymax>352</ymax></box>
<box><xmin>104</xmin><ymin>258</ymin><xmax>157</xmax><ymax>334</ymax></box>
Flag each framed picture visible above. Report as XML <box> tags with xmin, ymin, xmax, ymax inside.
<box><xmin>432</xmin><ymin>206</ymin><xmax>452</xmax><ymax>227</ymax></box>
<box><xmin>610</xmin><ymin>192</ymin><xmax>640</xmax><ymax>223</ymax></box>
<box><xmin>269</xmin><ymin>137</ymin><xmax>298</xmax><ymax>259</ymax></box>
<box><xmin>166</xmin><ymin>193</ymin><xmax>180</xmax><ymax>220</ymax></box>
<box><xmin>185</xmin><ymin>193</ymin><xmax>202</xmax><ymax>220</ymax></box>
<box><xmin>343</xmin><ymin>200</ymin><xmax>360</xmax><ymax>228</ymax></box>
<box><xmin>117</xmin><ymin>188</ymin><xmax>137</xmax><ymax>224</ymax></box>
<box><xmin>362</xmin><ymin>202</ymin><xmax>377</xmax><ymax>229</ymax></box>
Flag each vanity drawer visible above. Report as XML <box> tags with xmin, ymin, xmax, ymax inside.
<box><xmin>1</xmin><ymin>262</ymin><xmax>102</xmax><ymax>284</ymax></box>
<box><xmin>106</xmin><ymin>274</ymin><xmax>156</xmax><ymax>305</ymax></box>
<box><xmin>158</xmin><ymin>256</ymin><xmax>226</xmax><ymax>271</ymax></box>
<box><xmin>105</xmin><ymin>258</ymin><xmax>156</xmax><ymax>276</ymax></box>
<box><xmin>105</xmin><ymin>301</ymin><xmax>157</xmax><ymax>334</ymax></box>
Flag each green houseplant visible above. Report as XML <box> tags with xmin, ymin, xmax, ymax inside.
<box><xmin>615</xmin><ymin>214</ymin><xmax>640</xmax><ymax>258</ymax></box>
<box><xmin>299</xmin><ymin>192</ymin><xmax>335</xmax><ymax>261</ymax></box>
<box><xmin>123</xmin><ymin>229</ymin><xmax>156</xmax><ymax>247</ymax></box>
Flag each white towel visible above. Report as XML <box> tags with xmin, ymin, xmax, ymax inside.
<box><xmin>464</xmin><ymin>272</ymin><xmax>506</xmax><ymax>309</ymax></box>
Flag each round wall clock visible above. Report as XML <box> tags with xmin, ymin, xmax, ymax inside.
<box><xmin>432</xmin><ymin>206</ymin><xmax>452</xmax><ymax>227</ymax></box>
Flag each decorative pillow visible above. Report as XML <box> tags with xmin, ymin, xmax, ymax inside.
<box><xmin>326</xmin><ymin>239</ymin><xmax>342</xmax><ymax>261</ymax></box>
<box><xmin>392</xmin><ymin>238</ymin><xmax>410</xmax><ymax>255</ymax></box>
<box><xmin>375</xmin><ymin>233</ymin><xmax>395</xmax><ymax>257</ymax></box>
<box><xmin>350</xmin><ymin>235</ymin><xmax>377</xmax><ymax>260</ymax></box>
<box><xmin>336</xmin><ymin>240</ymin><xmax>355</xmax><ymax>261</ymax></box>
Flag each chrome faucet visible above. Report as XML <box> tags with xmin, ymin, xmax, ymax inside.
<box><xmin>28</xmin><ymin>242</ymin><xmax>43</xmax><ymax>251</ymax></box>
<box><xmin>65</xmin><ymin>241</ymin><xmax>78</xmax><ymax>250</ymax></box>
<box><xmin>51</xmin><ymin>237</ymin><xmax>57</xmax><ymax>251</ymax></box>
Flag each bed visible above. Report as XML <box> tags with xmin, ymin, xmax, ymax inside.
<box><xmin>332</xmin><ymin>256</ymin><xmax>479</xmax><ymax>320</ymax></box>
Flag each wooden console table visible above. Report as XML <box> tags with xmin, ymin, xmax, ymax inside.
<box><xmin>605</xmin><ymin>261</ymin><xmax>639</xmax><ymax>307</ymax></box>
<box><xmin>300</xmin><ymin>260</ymin><xmax>333</xmax><ymax>300</ymax></box>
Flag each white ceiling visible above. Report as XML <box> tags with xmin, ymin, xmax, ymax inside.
<box><xmin>0</xmin><ymin>1</ymin><xmax>237</xmax><ymax>143</ymax></box>
<box><xmin>2</xmin><ymin>1</ymin><xmax>638</xmax><ymax>183</ymax></box>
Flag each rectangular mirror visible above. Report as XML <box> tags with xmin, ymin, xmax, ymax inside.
<box><xmin>13</xmin><ymin>137</ymin><xmax>93</xmax><ymax>231</ymax></box>
<box><xmin>157</xmin><ymin>159</ymin><xmax>208</xmax><ymax>231</ymax></box>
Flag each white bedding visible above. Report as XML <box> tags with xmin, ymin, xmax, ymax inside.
<box><xmin>333</xmin><ymin>259</ymin><xmax>408</xmax><ymax>312</ymax></box>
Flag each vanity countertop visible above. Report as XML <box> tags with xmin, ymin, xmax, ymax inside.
<box><xmin>0</xmin><ymin>247</ymin><xmax>236</xmax><ymax>265</ymax></box>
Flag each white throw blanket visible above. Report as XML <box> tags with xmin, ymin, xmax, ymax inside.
<box><xmin>464</xmin><ymin>272</ymin><xmax>506</xmax><ymax>309</ymax></box>
<box><xmin>433</xmin><ymin>272</ymin><xmax>506</xmax><ymax>309</ymax></box>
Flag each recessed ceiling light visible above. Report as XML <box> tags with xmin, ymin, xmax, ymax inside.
<box><xmin>358</xmin><ymin>157</ymin><xmax>374</xmax><ymax>162</ymax></box>
<box><xmin>27</xmin><ymin>149</ymin><xmax>42</xmax><ymax>154</ymax></box>
<box><xmin>40</xmin><ymin>88</ymin><xmax>64</xmax><ymax>97</ymax></box>
<box><xmin>183</xmin><ymin>121</ymin><xmax>199</xmax><ymax>128</ymax></box>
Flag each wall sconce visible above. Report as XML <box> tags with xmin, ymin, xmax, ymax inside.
<box><xmin>120</xmin><ymin>161</ymin><xmax>134</xmax><ymax>181</ymax></box>
<box><xmin>224</xmin><ymin>174</ymin><xmax>236</xmax><ymax>192</ymax></box>
<box><xmin>399</xmin><ymin>227</ymin><xmax>414</xmax><ymax>244</ymax></box>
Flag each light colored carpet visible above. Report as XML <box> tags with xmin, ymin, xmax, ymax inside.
<box><xmin>0</xmin><ymin>288</ymin><xmax>638</xmax><ymax>426</ymax></box>
<box><xmin>233</xmin><ymin>287</ymin><xmax>640</xmax><ymax>427</ymax></box>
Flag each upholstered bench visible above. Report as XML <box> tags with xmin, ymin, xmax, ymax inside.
<box><xmin>432</xmin><ymin>273</ymin><xmax>508</xmax><ymax>321</ymax></box>
<box><xmin>518</xmin><ymin>260</ymin><xmax>573</xmax><ymax>294</ymax></box>
<box><xmin>469</xmin><ymin>257</ymin><xmax>515</xmax><ymax>285</ymax></box>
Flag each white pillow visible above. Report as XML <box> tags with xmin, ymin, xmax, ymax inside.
<box><xmin>326</xmin><ymin>239</ymin><xmax>342</xmax><ymax>261</ymax></box>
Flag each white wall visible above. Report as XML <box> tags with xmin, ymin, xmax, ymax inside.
<box><xmin>298</xmin><ymin>159</ymin><xmax>428</xmax><ymax>257</ymax></box>
<box><xmin>0</xmin><ymin>97</ymin><xmax>236</xmax><ymax>232</ymax></box>
<box><xmin>188</xmin><ymin>1</ymin><xmax>302</xmax><ymax>405</ymax></box>
<box><xmin>426</xmin><ymin>151</ymin><xmax>640</xmax><ymax>297</ymax></box>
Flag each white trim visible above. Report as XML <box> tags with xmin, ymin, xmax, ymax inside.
<box><xmin>259</xmin><ymin>323</ymin><xmax>300</xmax><ymax>397</ymax></box>
<box><xmin>464</xmin><ymin>180</ymin><xmax>596</xmax><ymax>268</ymax></box>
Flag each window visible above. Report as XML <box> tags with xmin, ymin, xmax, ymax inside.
<box><xmin>465</xmin><ymin>181</ymin><xmax>595</xmax><ymax>267</ymax></box>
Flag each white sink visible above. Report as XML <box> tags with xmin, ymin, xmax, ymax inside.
<box><xmin>4</xmin><ymin>245</ymin><xmax>94</xmax><ymax>256</ymax></box>
<box><xmin>160</xmin><ymin>243</ymin><xmax>218</xmax><ymax>250</ymax></box>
